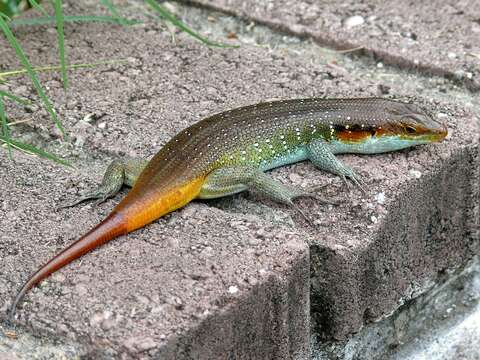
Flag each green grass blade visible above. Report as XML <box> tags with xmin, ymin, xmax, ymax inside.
<box><xmin>0</xmin><ymin>59</ymin><xmax>129</xmax><ymax>80</ymax></box>
<box><xmin>0</xmin><ymin>16</ymin><xmax>65</xmax><ymax>136</ymax></box>
<box><xmin>144</xmin><ymin>0</ymin><xmax>238</xmax><ymax>48</ymax></box>
<box><xmin>0</xmin><ymin>12</ymin><xmax>11</xmax><ymax>21</ymax></box>
<box><xmin>10</xmin><ymin>15</ymin><xmax>141</xmax><ymax>27</ymax></box>
<box><xmin>27</xmin><ymin>0</ymin><xmax>49</xmax><ymax>17</ymax></box>
<box><xmin>54</xmin><ymin>0</ymin><xmax>68</xmax><ymax>90</ymax></box>
<box><xmin>100</xmin><ymin>0</ymin><xmax>130</xmax><ymax>26</ymax></box>
<box><xmin>0</xmin><ymin>90</ymin><xmax>31</xmax><ymax>105</ymax></box>
<box><xmin>0</xmin><ymin>96</ymin><xmax>13</xmax><ymax>159</ymax></box>
<box><xmin>0</xmin><ymin>135</ymin><xmax>72</xmax><ymax>166</ymax></box>
<box><xmin>0</xmin><ymin>1</ymin><xmax>18</xmax><ymax>18</ymax></box>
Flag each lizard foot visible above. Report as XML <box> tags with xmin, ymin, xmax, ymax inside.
<box><xmin>57</xmin><ymin>189</ymin><xmax>112</xmax><ymax>209</ymax></box>
<box><xmin>341</xmin><ymin>167</ymin><xmax>367</xmax><ymax>194</ymax></box>
<box><xmin>290</xmin><ymin>201</ymin><xmax>317</xmax><ymax>228</ymax></box>
<box><xmin>293</xmin><ymin>183</ymin><xmax>341</xmax><ymax>206</ymax></box>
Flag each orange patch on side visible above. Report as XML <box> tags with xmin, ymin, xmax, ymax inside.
<box><xmin>124</xmin><ymin>176</ymin><xmax>206</xmax><ymax>232</ymax></box>
<box><xmin>374</xmin><ymin>128</ymin><xmax>395</xmax><ymax>137</ymax></box>
<box><xmin>336</xmin><ymin>127</ymin><xmax>397</xmax><ymax>142</ymax></box>
<box><xmin>335</xmin><ymin>130</ymin><xmax>372</xmax><ymax>142</ymax></box>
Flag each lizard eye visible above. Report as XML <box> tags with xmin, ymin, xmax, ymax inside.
<box><xmin>405</xmin><ymin>125</ymin><xmax>416</xmax><ymax>134</ymax></box>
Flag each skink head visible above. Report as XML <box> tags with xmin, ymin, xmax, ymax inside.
<box><xmin>333</xmin><ymin>100</ymin><xmax>448</xmax><ymax>154</ymax></box>
<box><xmin>387</xmin><ymin>102</ymin><xmax>448</xmax><ymax>143</ymax></box>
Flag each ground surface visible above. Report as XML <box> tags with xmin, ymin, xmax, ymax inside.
<box><xmin>311</xmin><ymin>256</ymin><xmax>480</xmax><ymax>360</ymax></box>
<box><xmin>184</xmin><ymin>0</ymin><xmax>480</xmax><ymax>90</ymax></box>
<box><xmin>0</xmin><ymin>0</ymin><xmax>479</xmax><ymax>359</ymax></box>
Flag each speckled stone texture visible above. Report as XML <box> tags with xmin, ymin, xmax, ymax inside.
<box><xmin>183</xmin><ymin>0</ymin><xmax>480</xmax><ymax>91</ymax></box>
<box><xmin>0</xmin><ymin>0</ymin><xmax>479</xmax><ymax>357</ymax></box>
<box><xmin>310</xmin><ymin>129</ymin><xmax>480</xmax><ymax>338</ymax></box>
<box><xmin>1</xmin><ymin>149</ymin><xmax>310</xmax><ymax>358</ymax></box>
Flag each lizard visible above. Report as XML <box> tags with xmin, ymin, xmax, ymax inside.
<box><xmin>8</xmin><ymin>97</ymin><xmax>447</xmax><ymax>319</ymax></box>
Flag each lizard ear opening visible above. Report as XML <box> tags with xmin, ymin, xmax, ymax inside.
<box><xmin>404</xmin><ymin>125</ymin><xmax>417</xmax><ymax>134</ymax></box>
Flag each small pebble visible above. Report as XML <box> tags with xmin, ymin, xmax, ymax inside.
<box><xmin>51</xmin><ymin>273</ymin><xmax>66</xmax><ymax>283</ymax></box>
<box><xmin>52</xmin><ymin>125</ymin><xmax>64</xmax><ymax>138</ymax></box>
<box><xmin>284</xmin><ymin>239</ymin><xmax>305</xmax><ymax>251</ymax></box>
<box><xmin>374</xmin><ymin>192</ymin><xmax>385</xmax><ymax>204</ymax></box>
<box><xmin>82</xmin><ymin>113</ymin><xmax>96</xmax><ymax>123</ymax></box>
<box><xmin>0</xmin><ymin>352</ymin><xmax>19</xmax><ymax>360</ymax></box>
<box><xmin>248</xmin><ymin>237</ymin><xmax>261</xmax><ymax>246</ymax></box>
<box><xmin>124</xmin><ymin>336</ymin><xmax>157</xmax><ymax>352</ymax></box>
<box><xmin>255</xmin><ymin>228</ymin><xmax>267</xmax><ymax>238</ymax></box>
<box><xmin>344</xmin><ymin>15</ymin><xmax>365</xmax><ymax>28</ymax></box>
<box><xmin>409</xmin><ymin>169</ymin><xmax>422</xmax><ymax>179</ymax></box>
<box><xmin>228</xmin><ymin>285</ymin><xmax>239</xmax><ymax>294</ymax></box>
<box><xmin>136</xmin><ymin>337</ymin><xmax>157</xmax><ymax>351</ymax></box>
<box><xmin>289</xmin><ymin>173</ymin><xmax>302</xmax><ymax>183</ymax></box>
<box><xmin>89</xmin><ymin>311</ymin><xmax>111</xmax><ymax>327</ymax></box>
<box><xmin>3</xmin><ymin>330</ymin><xmax>18</xmax><ymax>339</ymax></box>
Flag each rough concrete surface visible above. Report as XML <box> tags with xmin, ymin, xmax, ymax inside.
<box><xmin>309</xmin><ymin>103</ymin><xmax>479</xmax><ymax>338</ymax></box>
<box><xmin>1</xmin><ymin>150</ymin><xmax>310</xmax><ymax>359</ymax></box>
<box><xmin>0</xmin><ymin>0</ymin><xmax>479</xmax><ymax>358</ymax></box>
<box><xmin>183</xmin><ymin>0</ymin><xmax>480</xmax><ymax>91</ymax></box>
<box><xmin>312</xmin><ymin>256</ymin><xmax>480</xmax><ymax>359</ymax></box>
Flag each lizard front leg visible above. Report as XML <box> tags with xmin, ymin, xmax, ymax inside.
<box><xmin>306</xmin><ymin>139</ymin><xmax>366</xmax><ymax>192</ymax></box>
<box><xmin>198</xmin><ymin>166</ymin><xmax>334</xmax><ymax>223</ymax></box>
<box><xmin>60</xmin><ymin>158</ymin><xmax>148</xmax><ymax>208</ymax></box>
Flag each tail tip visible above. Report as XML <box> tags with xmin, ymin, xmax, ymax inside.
<box><xmin>7</xmin><ymin>289</ymin><xmax>26</xmax><ymax>323</ymax></box>
<box><xmin>7</xmin><ymin>300</ymin><xmax>18</xmax><ymax>323</ymax></box>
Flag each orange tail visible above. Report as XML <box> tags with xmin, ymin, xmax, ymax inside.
<box><xmin>8</xmin><ymin>211</ymin><xmax>126</xmax><ymax>320</ymax></box>
<box><xmin>8</xmin><ymin>176</ymin><xmax>206</xmax><ymax>320</ymax></box>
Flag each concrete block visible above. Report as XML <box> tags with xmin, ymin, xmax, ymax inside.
<box><xmin>0</xmin><ymin>0</ymin><xmax>478</xmax><ymax>357</ymax></box>
<box><xmin>185</xmin><ymin>0</ymin><xmax>480</xmax><ymax>91</ymax></box>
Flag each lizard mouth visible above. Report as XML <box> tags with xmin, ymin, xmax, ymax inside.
<box><xmin>396</xmin><ymin>119</ymin><xmax>448</xmax><ymax>143</ymax></box>
<box><xmin>428</xmin><ymin>129</ymin><xmax>448</xmax><ymax>142</ymax></box>
<box><xmin>435</xmin><ymin>122</ymin><xmax>448</xmax><ymax>139</ymax></box>
<box><xmin>418</xmin><ymin>122</ymin><xmax>448</xmax><ymax>143</ymax></box>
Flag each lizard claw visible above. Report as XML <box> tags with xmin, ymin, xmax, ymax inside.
<box><xmin>291</xmin><ymin>202</ymin><xmax>317</xmax><ymax>228</ymax></box>
<box><xmin>296</xmin><ymin>191</ymin><xmax>340</xmax><ymax>206</ymax></box>
<box><xmin>350</xmin><ymin>176</ymin><xmax>367</xmax><ymax>194</ymax></box>
<box><xmin>57</xmin><ymin>197</ymin><xmax>88</xmax><ymax>209</ymax></box>
<box><xmin>305</xmin><ymin>183</ymin><xmax>329</xmax><ymax>193</ymax></box>
<box><xmin>290</xmin><ymin>182</ymin><xmax>341</xmax><ymax>206</ymax></box>
<box><xmin>93</xmin><ymin>196</ymin><xmax>109</xmax><ymax>207</ymax></box>
<box><xmin>57</xmin><ymin>190</ymin><xmax>108</xmax><ymax>210</ymax></box>
<box><xmin>341</xmin><ymin>168</ymin><xmax>367</xmax><ymax>194</ymax></box>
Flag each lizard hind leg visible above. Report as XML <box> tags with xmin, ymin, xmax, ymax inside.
<box><xmin>198</xmin><ymin>166</ymin><xmax>330</xmax><ymax>224</ymax></box>
<box><xmin>59</xmin><ymin>158</ymin><xmax>148</xmax><ymax>208</ymax></box>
